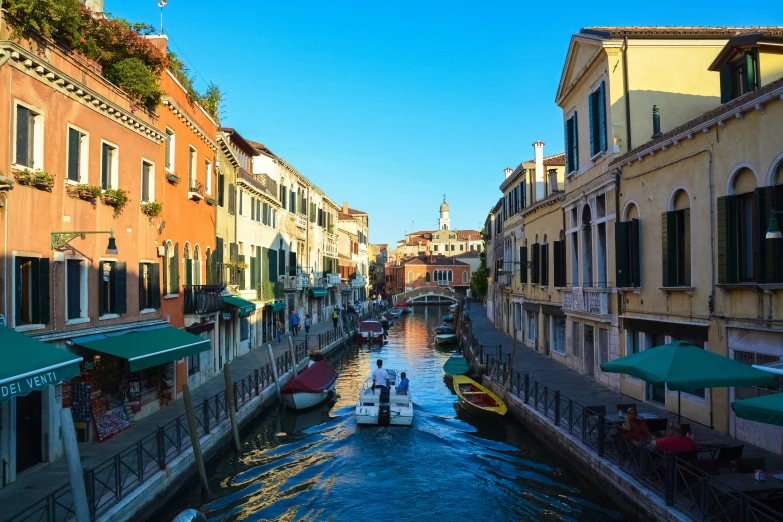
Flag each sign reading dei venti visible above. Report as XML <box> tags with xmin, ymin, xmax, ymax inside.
<box><xmin>0</xmin><ymin>370</ymin><xmax>63</xmax><ymax>401</ymax></box>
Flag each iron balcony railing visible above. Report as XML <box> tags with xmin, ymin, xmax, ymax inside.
<box><xmin>183</xmin><ymin>284</ymin><xmax>223</xmax><ymax>315</ymax></box>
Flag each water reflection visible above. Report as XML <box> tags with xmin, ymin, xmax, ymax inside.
<box><xmin>154</xmin><ymin>306</ymin><xmax>623</xmax><ymax>522</ymax></box>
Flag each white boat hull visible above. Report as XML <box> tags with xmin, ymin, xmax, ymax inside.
<box><xmin>282</xmin><ymin>387</ymin><xmax>333</xmax><ymax>410</ymax></box>
<box><xmin>355</xmin><ymin>370</ymin><xmax>413</xmax><ymax>426</ymax></box>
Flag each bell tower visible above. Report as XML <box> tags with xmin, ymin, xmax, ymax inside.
<box><xmin>438</xmin><ymin>195</ymin><xmax>450</xmax><ymax>230</ymax></box>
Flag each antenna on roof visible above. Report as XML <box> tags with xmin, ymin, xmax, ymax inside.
<box><xmin>158</xmin><ymin>0</ymin><xmax>167</xmax><ymax>34</ymax></box>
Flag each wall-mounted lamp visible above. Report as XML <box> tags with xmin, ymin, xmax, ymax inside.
<box><xmin>767</xmin><ymin>210</ymin><xmax>783</xmax><ymax>240</ymax></box>
<box><xmin>51</xmin><ymin>229</ymin><xmax>118</xmax><ymax>255</ymax></box>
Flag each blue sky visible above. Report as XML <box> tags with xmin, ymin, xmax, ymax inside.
<box><xmin>109</xmin><ymin>1</ymin><xmax>778</xmax><ymax>245</ymax></box>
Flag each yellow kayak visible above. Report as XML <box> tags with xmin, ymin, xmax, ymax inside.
<box><xmin>453</xmin><ymin>376</ymin><xmax>507</xmax><ymax>418</ymax></box>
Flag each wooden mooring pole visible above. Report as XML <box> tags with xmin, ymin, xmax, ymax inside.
<box><xmin>223</xmin><ymin>365</ymin><xmax>241</xmax><ymax>452</ymax></box>
<box><xmin>183</xmin><ymin>384</ymin><xmax>210</xmax><ymax>493</ymax></box>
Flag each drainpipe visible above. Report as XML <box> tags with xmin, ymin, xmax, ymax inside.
<box><xmin>615</xmin><ymin>169</ymin><xmax>622</xmax><ymax>317</ymax></box>
<box><xmin>622</xmin><ymin>37</ymin><xmax>632</xmax><ymax>152</ymax></box>
<box><xmin>3</xmin><ymin>54</ymin><xmax>13</xmax><ymax>323</ymax></box>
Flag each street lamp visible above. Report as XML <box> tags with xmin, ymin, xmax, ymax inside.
<box><xmin>767</xmin><ymin>210</ymin><xmax>783</xmax><ymax>240</ymax></box>
<box><xmin>50</xmin><ymin>229</ymin><xmax>118</xmax><ymax>255</ymax></box>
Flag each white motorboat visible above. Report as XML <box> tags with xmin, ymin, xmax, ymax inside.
<box><xmin>356</xmin><ymin>320</ymin><xmax>385</xmax><ymax>344</ymax></box>
<box><xmin>434</xmin><ymin>333</ymin><xmax>457</xmax><ymax>345</ymax></box>
<box><xmin>355</xmin><ymin>369</ymin><xmax>413</xmax><ymax>426</ymax></box>
<box><xmin>280</xmin><ymin>361</ymin><xmax>338</xmax><ymax>410</ymax></box>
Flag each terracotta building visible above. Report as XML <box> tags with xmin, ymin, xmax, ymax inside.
<box><xmin>388</xmin><ymin>255</ymin><xmax>471</xmax><ymax>295</ymax></box>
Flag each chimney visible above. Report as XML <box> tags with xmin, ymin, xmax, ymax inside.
<box><xmin>144</xmin><ymin>34</ymin><xmax>168</xmax><ymax>55</ymax></box>
<box><xmin>342</xmin><ymin>202</ymin><xmax>348</xmax><ymax>214</ymax></box>
<box><xmin>533</xmin><ymin>140</ymin><xmax>545</xmax><ymax>201</ymax></box>
<box><xmin>651</xmin><ymin>105</ymin><xmax>663</xmax><ymax>139</ymax></box>
<box><xmin>504</xmin><ymin>167</ymin><xmax>513</xmax><ymax>179</ymax></box>
<box><xmin>82</xmin><ymin>0</ymin><xmax>104</xmax><ymax>13</ymax></box>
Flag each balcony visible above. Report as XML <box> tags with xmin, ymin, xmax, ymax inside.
<box><xmin>296</xmin><ymin>214</ymin><xmax>307</xmax><ymax>229</ymax></box>
<box><xmin>237</xmin><ymin>168</ymin><xmax>278</xmax><ymax>200</ymax></box>
<box><xmin>282</xmin><ymin>275</ymin><xmax>298</xmax><ymax>292</ymax></box>
<box><xmin>437</xmin><ymin>280</ymin><xmax>450</xmax><ymax>287</ymax></box>
<box><xmin>497</xmin><ymin>273</ymin><xmax>511</xmax><ymax>287</ymax></box>
<box><xmin>188</xmin><ymin>179</ymin><xmax>205</xmax><ymax>201</ymax></box>
<box><xmin>327</xmin><ymin>273</ymin><xmax>341</xmax><ymax>287</ymax></box>
<box><xmin>562</xmin><ymin>287</ymin><xmax>610</xmax><ymax>317</ymax></box>
<box><xmin>297</xmin><ymin>273</ymin><xmax>312</xmax><ymax>289</ymax></box>
<box><xmin>183</xmin><ymin>285</ymin><xmax>223</xmax><ymax>315</ymax></box>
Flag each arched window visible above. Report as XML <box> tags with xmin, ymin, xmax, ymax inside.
<box><xmin>205</xmin><ymin>247</ymin><xmax>212</xmax><ymax>284</ymax></box>
<box><xmin>408</xmin><ymin>270</ymin><xmax>414</xmax><ymax>283</ymax></box>
<box><xmin>193</xmin><ymin>245</ymin><xmax>201</xmax><ymax>285</ymax></box>
<box><xmin>662</xmin><ymin>188</ymin><xmax>691</xmax><ymax>287</ymax></box>
<box><xmin>448</xmin><ymin>270</ymin><xmax>453</xmax><ymax>282</ymax></box>
<box><xmin>617</xmin><ymin>203</ymin><xmax>640</xmax><ymax>288</ymax></box>
<box><xmin>462</xmin><ymin>271</ymin><xmax>468</xmax><ymax>283</ymax></box>
<box><xmin>183</xmin><ymin>242</ymin><xmax>193</xmax><ymax>286</ymax></box>
<box><xmin>581</xmin><ymin>205</ymin><xmax>593</xmax><ymax>287</ymax></box>
<box><xmin>720</xmin><ymin>168</ymin><xmax>758</xmax><ymax>283</ymax></box>
<box><xmin>425</xmin><ymin>271</ymin><xmax>431</xmax><ymax>282</ymax></box>
<box><xmin>165</xmin><ymin>240</ymin><xmax>177</xmax><ymax>294</ymax></box>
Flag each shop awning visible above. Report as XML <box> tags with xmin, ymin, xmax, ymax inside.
<box><xmin>341</xmin><ymin>289</ymin><xmax>352</xmax><ymax>295</ymax></box>
<box><xmin>221</xmin><ymin>295</ymin><xmax>256</xmax><ymax>317</ymax></box>
<box><xmin>75</xmin><ymin>325</ymin><xmax>211</xmax><ymax>372</ymax></box>
<box><xmin>269</xmin><ymin>301</ymin><xmax>286</xmax><ymax>312</ymax></box>
<box><xmin>0</xmin><ymin>327</ymin><xmax>82</xmax><ymax>402</ymax></box>
<box><xmin>310</xmin><ymin>288</ymin><xmax>328</xmax><ymax>298</ymax></box>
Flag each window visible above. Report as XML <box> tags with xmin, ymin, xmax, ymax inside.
<box><xmin>425</xmin><ymin>271</ymin><xmax>430</xmax><ymax>282</ymax></box>
<box><xmin>140</xmin><ymin>160</ymin><xmax>154</xmax><ymax>202</ymax></box>
<box><xmin>615</xmin><ymin>219</ymin><xmax>641</xmax><ymax>288</ymax></box>
<box><xmin>228</xmin><ymin>183</ymin><xmax>236</xmax><ymax>215</ymax></box>
<box><xmin>99</xmin><ymin>261</ymin><xmax>126</xmax><ymax>317</ymax></box>
<box><xmin>139</xmin><ymin>262</ymin><xmax>161</xmax><ymax>310</ymax></box>
<box><xmin>408</xmin><ymin>271</ymin><xmax>414</xmax><ymax>283</ymax></box>
<box><xmin>188</xmin><ymin>146</ymin><xmax>197</xmax><ymax>188</ymax></box>
<box><xmin>572</xmin><ymin>321</ymin><xmax>581</xmax><ymax>357</ymax></box>
<box><xmin>183</xmin><ymin>243</ymin><xmax>193</xmax><ymax>286</ymax></box>
<box><xmin>513</xmin><ymin>303</ymin><xmax>522</xmax><ymax>331</ymax></box>
<box><xmin>588</xmin><ymin>82</ymin><xmax>607</xmax><ymax>157</ymax></box>
<box><xmin>531</xmin><ymin>243</ymin><xmax>540</xmax><ymax>284</ymax></box>
<box><xmin>166</xmin><ymin>241</ymin><xmax>179</xmax><ymax>295</ymax></box>
<box><xmin>188</xmin><ymin>353</ymin><xmax>200</xmax><ymax>375</ymax></box>
<box><xmin>67</xmin><ymin>126</ymin><xmax>88</xmax><ymax>183</ymax></box>
<box><xmin>460</xmin><ymin>244</ymin><xmax>464</xmax><ymax>251</ymax></box>
<box><xmin>526</xmin><ymin>311</ymin><xmax>537</xmax><ymax>342</ymax></box>
<box><xmin>240</xmin><ymin>318</ymin><xmax>250</xmax><ymax>342</ymax></box>
<box><xmin>239</xmin><ymin>190</ymin><xmax>244</xmax><ymax>216</ymax></box>
<box><xmin>737</xmin><ymin>192</ymin><xmax>754</xmax><ymax>281</ymax></box>
<box><xmin>450</xmin><ymin>244</ymin><xmax>455</xmax><ymax>252</ymax></box>
<box><xmin>205</xmin><ymin>160</ymin><xmax>212</xmax><ymax>194</ymax></box>
<box><xmin>462</xmin><ymin>271</ymin><xmax>468</xmax><ymax>283</ymax></box>
<box><xmin>14</xmin><ymin>256</ymin><xmax>49</xmax><ymax>327</ymax></box>
<box><xmin>433</xmin><ymin>245</ymin><xmax>438</xmax><ymax>252</ymax></box>
<box><xmin>598</xmin><ymin>328</ymin><xmax>608</xmax><ymax>364</ymax></box>
<box><xmin>66</xmin><ymin>259</ymin><xmax>88</xmax><ymax>321</ymax></box>
<box><xmin>165</xmin><ymin>128</ymin><xmax>175</xmax><ymax>171</ymax></box>
<box><xmin>734</xmin><ymin>350</ymin><xmax>780</xmax><ymax>400</ymax></box>
<box><xmin>718</xmin><ymin>169</ymin><xmax>766</xmax><ymax>284</ymax></box>
<box><xmin>720</xmin><ymin>51</ymin><xmax>758</xmax><ymax>103</ymax></box>
<box><xmin>100</xmin><ymin>141</ymin><xmax>118</xmax><ymax>190</ymax></box>
<box><xmin>217</xmin><ymin>172</ymin><xmax>225</xmax><ymax>207</ymax></box>
<box><xmin>552</xmin><ymin>316</ymin><xmax>566</xmax><ymax>354</ymax></box>
<box><xmin>255</xmin><ymin>199</ymin><xmax>261</xmax><ymax>222</ymax></box>
<box><xmin>627</xmin><ymin>330</ymin><xmax>640</xmax><ymax>355</ymax></box>
<box><xmin>540</xmin><ymin>243</ymin><xmax>549</xmax><ymax>286</ymax></box>
<box><xmin>662</xmin><ymin>190</ymin><xmax>691</xmax><ymax>287</ymax></box>
<box><xmin>15</xmin><ymin>104</ymin><xmax>42</xmax><ymax>169</ymax></box>
<box><xmin>564</xmin><ymin>112</ymin><xmax>579</xmax><ymax>174</ymax></box>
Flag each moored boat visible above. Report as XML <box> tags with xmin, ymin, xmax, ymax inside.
<box><xmin>280</xmin><ymin>360</ymin><xmax>338</xmax><ymax>410</ymax></box>
<box><xmin>443</xmin><ymin>314</ymin><xmax>454</xmax><ymax>323</ymax></box>
<box><xmin>355</xmin><ymin>369</ymin><xmax>413</xmax><ymax>426</ymax></box>
<box><xmin>443</xmin><ymin>354</ymin><xmax>470</xmax><ymax>382</ymax></box>
<box><xmin>434</xmin><ymin>333</ymin><xmax>457</xmax><ymax>345</ymax></box>
<box><xmin>453</xmin><ymin>376</ymin><xmax>507</xmax><ymax>418</ymax></box>
<box><xmin>395</xmin><ymin>301</ymin><xmax>413</xmax><ymax>313</ymax></box>
<box><xmin>356</xmin><ymin>320</ymin><xmax>385</xmax><ymax>344</ymax></box>
<box><xmin>449</xmin><ymin>304</ymin><xmax>458</xmax><ymax>313</ymax></box>
<box><xmin>434</xmin><ymin>324</ymin><xmax>455</xmax><ymax>334</ymax></box>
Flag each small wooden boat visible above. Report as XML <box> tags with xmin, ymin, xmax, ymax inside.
<box><xmin>434</xmin><ymin>333</ymin><xmax>457</xmax><ymax>345</ymax></box>
<box><xmin>443</xmin><ymin>354</ymin><xmax>470</xmax><ymax>382</ymax></box>
<box><xmin>453</xmin><ymin>376</ymin><xmax>507</xmax><ymax>418</ymax></box>
<box><xmin>356</xmin><ymin>320</ymin><xmax>385</xmax><ymax>344</ymax></box>
<box><xmin>434</xmin><ymin>324</ymin><xmax>455</xmax><ymax>334</ymax></box>
<box><xmin>443</xmin><ymin>314</ymin><xmax>454</xmax><ymax>323</ymax></box>
<box><xmin>280</xmin><ymin>361</ymin><xmax>338</xmax><ymax>410</ymax></box>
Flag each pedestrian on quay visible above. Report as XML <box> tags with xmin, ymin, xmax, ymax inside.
<box><xmin>304</xmin><ymin>314</ymin><xmax>312</xmax><ymax>334</ymax></box>
<box><xmin>332</xmin><ymin>307</ymin><xmax>339</xmax><ymax>329</ymax></box>
<box><xmin>277</xmin><ymin>319</ymin><xmax>284</xmax><ymax>343</ymax></box>
<box><xmin>290</xmin><ymin>311</ymin><xmax>300</xmax><ymax>335</ymax></box>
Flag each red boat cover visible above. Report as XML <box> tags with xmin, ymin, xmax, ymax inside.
<box><xmin>360</xmin><ymin>321</ymin><xmax>383</xmax><ymax>333</ymax></box>
<box><xmin>395</xmin><ymin>301</ymin><xmax>408</xmax><ymax>308</ymax></box>
<box><xmin>280</xmin><ymin>361</ymin><xmax>338</xmax><ymax>394</ymax></box>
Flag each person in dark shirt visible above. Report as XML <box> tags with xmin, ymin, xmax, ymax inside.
<box><xmin>396</xmin><ymin>372</ymin><xmax>409</xmax><ymax>395</ymax></box>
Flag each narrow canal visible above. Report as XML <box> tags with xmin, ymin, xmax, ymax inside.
<box><xmin>153</xmin><ymin>306</ymin><xmax>624</xmax><ymax>522</ymax></box>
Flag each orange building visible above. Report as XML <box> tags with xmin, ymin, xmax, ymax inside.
<box><xmin>388</xmin><ymin>255</ymin><xmax>472</xmax><ymax>295</ymax></box>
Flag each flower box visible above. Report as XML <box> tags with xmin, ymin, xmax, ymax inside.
<box><xmin>67</xmin><ymin>184</ymin><xmax>102</xmax><ymax>201</ymax></box>
<box><xmin>14</xmin><ymin>169</ymin><xmax>54</xmax><ymax>191</ymax></box>
<box><xmin>101</xmin><ymin>189</ymin><xmax>129</xmax><ymax>217</ymax></box>
<box><xmin>141</xmin><ymin>201</ymin><xmax>163</xmax><ymax>217</ymax></box>
<box><xmin>206</xmin><ymin>197</ymin><xmax>217</xmax><ymax>206</ymax></box>
<box><xmin>166</xmin><ymin>173</ymin><xmax>180</xmax><ymax>185</ymax></box>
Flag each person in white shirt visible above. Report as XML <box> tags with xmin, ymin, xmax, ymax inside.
<box><xmin>372</xmin><ymin>359</ymin><xmax>389</xmax><ymax>393</ymax></box>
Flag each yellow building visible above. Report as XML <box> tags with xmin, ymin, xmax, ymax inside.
<box><xmin>553</xmin><ymin>27</ymin><xmax>779</xmax><ymax>388</ymax></box>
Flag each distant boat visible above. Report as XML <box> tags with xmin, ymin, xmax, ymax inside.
<box><xmin>395</xmin><ymin>301</ymin><xmax>413</xmax><ymax>313</ymax></box>
<box><xmin>434</xmin><ymin>324</ymin><xmax>455</xmax><ymax>334</ymax></box>
<box><xmin>280</xmin><ymin>361</ymin><xmax>338</xmax><ymax>410</ymax></box>
<box><xmin>443</xmin><ymin>354</ymin><xmax>470</xmax><ymax>383</ymax></box>
<box><xmin>356</xmin><ymin>321</ymin><xmax>385</xmax><ymax>344</ymax></box>
<box><xmin>443</xmin><ymin>314</ymin><xmax>454</xmax><ymax>323</ymax></box>
<box><xmin>434</xmin><ymin>333</ymin><xmax>457</xmax><ymax>345</ymax></box>
<box><xmin>449</xmin><ymin>304</ymin><xmax>458</xmax><ymax>313</ymax></box>
<box><xmin>453</xmin><ymin>376</ymin><xmax>507</xmax><ymax>418</ymax></box>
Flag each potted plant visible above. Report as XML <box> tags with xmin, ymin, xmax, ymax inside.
<box><xmin>68</xmin><ymin>183</ymin><xmax>102</xmax><ymax>200</ymax></box>
<box><xmin>141</xmin><ymin>201</ymin><xmax>163</xmax><ymax>217</ymax></box>
<box><xmin>14</xmin><ymin>169</ymin><xmax>55</xmax><ymax>191</ymax></box>
<box><xmin>101</xmin><ymin>188</ymin><xmax>129</xmax><ymax>217</ymax></box>
<box><xmin>166</xmin><ymin>173</ymin><xmax>180</xmax><ymax>184</ymax></box>
<box><xmin>236</xmin><ymin>261</ymin><xmax>248</xmax><ymax>271</ymax></box>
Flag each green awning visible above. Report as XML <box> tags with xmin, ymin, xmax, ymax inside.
<box><xmin>269</xmin><ymin>301</ymin><xmax>286</xmax><ymax>311</ymax></box>
<box><xmin>732</xmin><ymin>394</ymin><xmax>783</xmax><ymax>427</ymax></box>
<box><xmin>341</xmin><ymin>289</ymin><xmax>352</xmax><ymax>295</ymax></box>
<box><xmin>76</xmin><ymin>326</ymin><xmax>211</xmax><ymax>372</ymax></box>
<box><xmin>310</xmin><ymin>288</ymin><xmax>328</xmax><ymax>298</ymax></box>
<box><xmin>0</xmin><ymin>327</ymin><xmax>82</xmax><ymax>402</ymax></box>
<box><xmin>221</xmin><ymin>295</ymin><xmax>256</xmax><ymax>317</ymax></box>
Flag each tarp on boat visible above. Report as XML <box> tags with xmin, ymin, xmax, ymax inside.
<box><xmin>359</xmin><ymin>321</ymin><xmax>383</xmax><ymax>333</ymax></box>
<box><xmin>281</xmin><ymin>361</ymin><xmax>337</xmax><ymax>394</ymax></box>
<box><xmin>443</xmin><ymin>355</ymin><xmax>470</xmax><ymax>377</ymax></box>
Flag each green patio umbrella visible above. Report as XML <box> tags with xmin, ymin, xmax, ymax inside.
<box><xmin>600</xmin><ymin>340</ymin><xmax>779</xmax><ymax>421</ymax></box>
<box><xmin>732</xmin><ymin>394</ymin><xmax>783</xmax><ymax>427</ymax></box>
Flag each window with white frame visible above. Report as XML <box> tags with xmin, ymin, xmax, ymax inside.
<box><xmin>15</xmin><ymin>103</ymin><xmax>44</xmax><ymax>170</ymax></box>
<box><xmin>67</xmin><ymin>126</ymin><xmax>88</xmax><ymax>183</ymax></box>
<box><xmin>526</xmin><ymin>310</ymin><xmax>537</xmax><ymax>342</ymax></box>
<box><xmin>100</xmin><ymin>141</ymin><xmax>118</xmax><ymax>190</ymax></box>
<box><xmin>66</xmin><ymin>258</ymin><xmax>88</xmax><ymax>321</ymax></box>
<box><xmin>141</xmin><ymin>160</ymin><xmax>154</xmax><ymax>202</ymax></box>
<box><xmin>188</xmin><ymin>146</ymin><xmax>197</xmax><ymax>188</ymax></box>
<box><xmin>165</xmin><ymin>128</ymin><xmax>175</xmax><ymax>171</ymax></box>
<box><xmin>205</xmin><ymin>159</ymin><xmax>212</xmax><ymax>194</ymax></box>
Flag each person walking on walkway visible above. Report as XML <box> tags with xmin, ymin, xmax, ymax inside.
<box><xmin>304</xmin><ymin>315</ymin><xmax>312</xmax><ymax>335</ymax></box>
<box><xmin>332</xmin><ymin>307</ymin><xmax>339</xmax><ymax>329</ymax></box>
<box><xmin>290</xmin><ymin>311</ymin><xmax>300</xmax><ymax>335</ymax></box>
<box><xmin>277</xmin><ymin>319</ymin><xmax>284</xmax><ymax>343</ymax></box>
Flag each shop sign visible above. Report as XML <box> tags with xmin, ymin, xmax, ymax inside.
<box><xmin>129</xmin><ymin>372</ymin><xmax>141</xmax><ymax>413</ymax></box>
<box><xmin>1</xmin><ymin>370</ymin><xmax>62</xmax><ymax>400</ymax></box>
<box><xmin>222</xmin><ymin>312</ymin><xmax>231</xmax><ymax>320</ymax></box>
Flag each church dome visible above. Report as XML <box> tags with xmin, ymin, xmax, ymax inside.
<box><xmin>440</xmin><ymin>199</ymin><xmax>449</xmax><ymax>212</ymax></box>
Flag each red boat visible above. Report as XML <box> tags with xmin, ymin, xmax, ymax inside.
<box><xmin>280</xmin><ymin>360</ymin><xmax>338</xmax><ymax>410</ymax></box>
<box><xmin>356</xmin><ymin>320</ymin><xmax>385</xmax><ymax>344</ymax></box>
<box><xmin>395</xmin><ymin>301</ymin><xmax>413</xmax><ymax>313</ymax></box>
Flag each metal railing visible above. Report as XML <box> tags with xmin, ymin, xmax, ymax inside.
<box><xmin>183</xmin><ymin>284</ymin><xmax>223</xmax><ymax>315</ymax></box>
<box><xmin>8</xmin><ymin>323</ymin><xmax>357</xmax><ymax>522</ymax></box>
<box><xmin>458</xmin><ymin>319</ymin><xmax>783</xmax><ymax>522</ymax></box>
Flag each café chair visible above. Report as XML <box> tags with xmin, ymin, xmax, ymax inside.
<box><xmin>680</xmin><ymin>423</ymin><xmax>691</xmax><ymax>436</ymax></box>
<box><xmin>645</xmin><ymin>418</ymin><xmax>669</xmax><ymax>436</ymax></box>
<box><xmin>735</xmin><ymin>457</ymin><xmax>765</xmax><ymax>473</ymax></box>
<box><xmin>714</xmin><ymin>445</ymin><xmax>745</xmax><ymax>472</ymax></box>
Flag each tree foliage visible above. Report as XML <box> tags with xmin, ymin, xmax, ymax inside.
<box><xmin>103</xmin><ymin>57</ymin><xmax>162</xmax><ymax>107</ymax></box>
<box><xmin>470</xmin><ymin>229</ymin><xmax>489</xmax><ymax>299</ymax></box>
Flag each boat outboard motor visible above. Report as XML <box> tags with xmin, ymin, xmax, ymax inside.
<box><xmin>172</xmin><ymin>510</ymin><xmax>208</xmax><ymax>522</ymax></box>
<box><xmin>378</xmin><ymin>387</ymin><xmax>391</xmax><ymax>426</ymax></box>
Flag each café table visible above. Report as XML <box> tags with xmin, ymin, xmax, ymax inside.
<box><xmin>712</xmin><ymin>473</ymin><xmax>783</xmax><ymax>498</ymax></box>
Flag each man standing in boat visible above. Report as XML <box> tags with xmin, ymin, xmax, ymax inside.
<box><xmin>372</xmin><ymin>359</ymin><xmax>389</xmax><ymax>393</ymax></box>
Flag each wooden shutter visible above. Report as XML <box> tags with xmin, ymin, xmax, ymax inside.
<box><xmin>520</xmin><ymin>246</ymin><xmax>528</xmax><ymax>284</ymax></box>
<box><xmin>172</xmin><ymin>242</ymin><xmax>180</xmax><ymax>293</ymax></box>
<box><xmin>588</xmin><ymin>91</ymin><xmax>595</xmax><ymax>157</ymax></box>
<box><xmin>98</xmin><ymin>261</ymin><xmax>105</xmax><ymax>317</ymax></box>
<box><xmin>250</xmin><ymin>254</ymin><xmax>257</xmax><ymax>289</ymax></box>
<box><xmin>290</xmin><ymin>191</ymin><xmax>296</xmax><ymax>213</ymax></box>
<box><xmin>598</xmin><ymin>81</ymin><xmax>607</xmax><ymax>153</ymax></box>
<box><xmin>37</xmin><ymin>257</ymin><xmax>50</xmax><ymax>324</ymax></box>
<box><xmin>268</xmin><ymin>248</ymin><xmax>278</xmax><ymax>283</ymax></box>
<box><xmin>661</xmin><ymin>212</ymin><xmax>676</xmax><ymax>287</ymax></box>
<box><xmin>615</xmin><ymin>221</ymin><xmax>630</xmax><ymax>288</ymax></box>
<box><xmin>744</xmin><ymin>51</ymin><xmax>757</xmax><ymax>93</ymax></box>
<box><xmin>541</xmin><ymin>244</ymin><xmax>549</xmax><ymax>286</ymax></box>
<box><xmin>717</xmin><ymin>196</ymin><xmax>738</xmax><ymax>284</ymax></box>
<box><xmin>138</xmin><ymin>262</ymin><xmax>146</xmax><ymax>310</ymax></box>
<box><xmin>630</xmin><ymin>219</ymin><xmax>641</xmax><ymax>287</ymax></box>
<box><xmin>185</xmin><ymin>258</ymin><xmax>193</xmax><ymax>286</ymax></box>
<box><xmin>151</xmin><ymin>263</ymin><xmax>161</xmax><ymax>309</ymax></box>
<box><xmin>719</xmin><ymin>64</ymin><xmax>733</xmax><ymax>103</ymax></box>
<box><xmin>531</xmin><ymin>244</ymin><xmax>540</xmax><ymax>284</ymax></box>
<box><xmin>101</xmin><ymin>143</ymin><xmax>110</xmax><ymax>189</ymax></box>
<box><xmin>289</xmin><ymin>251</ymin><xmax>296</xmax><ymax>275</ymax></box>
<box><xmin>261</xmin><ymin>247</ymin><xmax>270</xmax><ymax>290</ymax></box>
<box><xmin>552</xmin><ymin>241</ymin><xmax>563</xmax><ymax>287</ymax></box>
<box><xmin>564</xmin><ymin>117</ymin><xmax>572</xmax><ymax>172</ymax></box>
<box><xmin>571</xmin><ymin>112</ymin><xmax>579</xmax><ymax>172</ymax></box>
<box><xmin>279</xmin><ymin>249</ymin><xmax>286</xmax><ymax>276</ymax></box>
<box><xmin>218</xmin><ymin>173</ymin><xmax>225</xmax><ymax>206</ymax></box>
<box><xmin>256</xmin><ymin>246</ymin><xmax>263</xmax><ymax>286</ymax></box>
<box><xmin>68</xmin><ymin>128</ymin><xmax>80</xmax><ymax>181</ymax></box>
<box><xmin>521</xmin><ymin>180</ymin><xmax>526</xmax><ymax>208</ymax></box>
<box><xmin>15</xmin><ymin>105</ymin><xmax>29</xmax><ymax>167</ymax></box>
<box><xmin>114</xmin><ymin>262</ymin><xmax>127</xmax><ymax>314</ymax></box>
<box><xmin>756</xmin><ymin>187</ymin><xmax>774</xmax><ymax>283</ymax></box>
<box><xmin>682</xmin><ymin>209</ymin><xmax>691</xmax><ymax>286</ymax></box>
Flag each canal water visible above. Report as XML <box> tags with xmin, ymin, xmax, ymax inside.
<box><xmin>154</xmin><ymin>306</ymin><xmax>624</xmax><ymax>522</ymax></box>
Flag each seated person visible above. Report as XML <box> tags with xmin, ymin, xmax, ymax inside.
<box><xmin>652</xmin><ymin>422</ymin><xmax>697</xmax><ymax>453</ymax></box>
<box><xmin>396</xmin><ymin>372</ymin><xmax>409</xmax><ymax>395</ymax></box>
<box><xmin>621</xmin><ymin>407</ymin><xmax>650</xmax><ymax>444</ymax></box>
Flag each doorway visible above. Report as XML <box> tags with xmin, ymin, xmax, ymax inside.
<box><xmin>15</xmin><ymin>391</ymin><xmax>42</xmax><ymax>474</ymax></box>
<box><xmin>584</xmin><ymin>325</ymin><xmax>595</xmax><ymax>376</ymax></box>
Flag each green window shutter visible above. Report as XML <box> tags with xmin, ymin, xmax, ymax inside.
<box><xmin>661</xmin><ymin>212</ymin><xmax>671</xmax><ymax>287</ymax></box>
<box><xmin>717</xmin><ymin>196</ymin><xmax>739</xmax><ymax>284</ymax></box>
<box><xmin>552</xmin><ymin>241</ymin><xmax>561</xmax><ymax>287</ymax></box>
<box><xmin>631</xmin><ymin>219</ymin><xmax>641</xmax><ymax>287</ymax></box>
<box><xmin>250</xmin><ymin>255</ymin><xmax>257</xmax><ymax>289</ymax></box>
<box><xmin>36</xmin><ymin>258</ymin><xmax>50</xmax><ymax>324</ymax></box>
<box><xmin>261</xmin><ymin>247</ymin><xmax>270</xmax><ymax>292</ymax></box>
<box><xmin>172</xmin><ymin>242</ymin><xmax>180</xmax><ymax>293</ymax></box>
<box><xmin>541</xmin><ymin>244</ymin><xmax>549</xmax><ymax>286</ymax></box>
<box><xmin>531</xmin><ymin>244</ymin><xmax>540</xmax><ymax>284</ymax></box>
<box><xmin>151</xmin><ymin>262</ymin><xmax>161</xmax><ymax>309</ymax></box>
<box><xmin>101</xmin><ymin>143</ymin><xmax>109</xmax><ymax>189</ymax></box>
<box><xmin>15</xmin><ymin>105</ymin><xmax>29</xmax><ymax>167</ymax></box>
<box><xmin>520</xmin><ymin>246</ymin><xmax>527</xmax><ymax>284</ymax></box>
<box><xmin>115</xmin><ymin>261</ymin><xmax>127</xmax><ymax>314</ymax></box>
<box><xmin>256</xmin><ymin>246</ymin><xmax>263</xmax><ymax>288</ymax></box>
<box><xmin>571</xmin><ymin>112</ymin><xmax>579</xmax><ymax>171</ymax></box>
<box><xmin>98</xmin><ymin>262</ymin><xmax>105</xmax><ymax>317</ymax></box>
<box><xmin>744</xmin><ymin>51</ymin><xmax>757</xmax><ymax>93</ymax></box>
<box><xmin>588</xmin><ymin>91</ymin><xmax>595</xmax><ymax>157</ymax></box>
<box><xmin>185</xmin><ymin>258</ymin><xmax>193</xmax><ymax>286</ymax></box>
<box><xmin>719</xmin><ymin>64</ymin><xmax>733</xmax><ymax>103</ymax></box>
<box><xmin>68</xmin><ymin>128</ymin><xmax>80</xmax><ymax>181</ymax></box>
<box><xmin>681</xmin><ymin>209</ymin><xmax>691</xmax><ymax>286</ymax></box>
<box><xmin>564</xmin><ymin>118</ymin><xmax>571</xmax><ymax>173</ymax></box>
<box><xmin>615</xmin><ymin>221</ymin><xmax>630</xmax><ymax>288</ymax></box>
<box><xmin>598</xmin><ymin>81</ymin><xmax>607</xmax><ymax>153</ymax></box>
<box><xmin>138</xmin><ymin>262</ymin><xmax>145</xmax><ymax>309</ymax></box>
<box><xmin>268</xmin><ymin>248</ymin><xmax>278</xmax><ymax>283</ymax></box>
<box><xmin>756</xmin><ymin>187</ymin><xmax>774</xmax><ymax>283</ymax></box>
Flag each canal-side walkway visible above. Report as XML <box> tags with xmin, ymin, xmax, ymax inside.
<box><xmin>3</xmin><ymin>317</ymin><xmax>346</xmax><ymax>521</ymax></box>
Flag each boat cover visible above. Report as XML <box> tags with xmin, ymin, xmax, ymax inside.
<box><xmin>281</xmin><ymin>361</ymin><xmax>337</xmax><ymax>394</ymax></box>
<box><xmin>360</xmin><ymin>321</ymin><xmax>383</xmax><ymax>333</ymax></box>
<box><xmin>443</xmin><ymin>356</ymin><xmax>470</xmax><ymax>377</ymax></box>
<box><xmin>395</xmin><ymin>301</ymin><xmax>409</xmax><ymax>308</ymax></box>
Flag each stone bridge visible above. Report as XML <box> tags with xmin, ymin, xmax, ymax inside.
<box><xmin>395</xmin><ymin>286</ymin><xmax>464</xmax><ymax>304</ymax></box>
